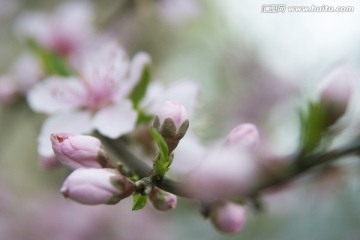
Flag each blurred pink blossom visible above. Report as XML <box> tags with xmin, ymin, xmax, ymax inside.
<box><xmin>16</xmin><ymin>1</ymin><xmax>95</xmax><ymax>56</ymax></box>
<box><xmin>209</xmin><ymin>201</ymin><xmax>246</xmax><ymax>233</ymax></box>
<box><xmin>0</xmin><ymin>53</ymin><xmax>42</xmax><ymax>104</ymax></box>
<box><xmin>183</xmin><ymin>124</ymin><xmax>261</xmax><ymax>199</ymax></box>
<box><xmin>225</xmin><ymin>123</ymin><xmax>259</xmax><ymax>148</ymax></box>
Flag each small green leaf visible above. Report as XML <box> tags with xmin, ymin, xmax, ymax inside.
<box><xmin>27</xmin><ymin>39</ymin><xmax>72</xmax><ymax>76</ymax></box>
<box><xmin>132</xmin><ymin>194</ymin><xmax>147</xmax><ymax>211</ymax></box>
<box><xmin>299</xmin><ymin>102</ymin><xmax>327</xmax><ymax>154</ymax></box>
<box><xmin>129</xmin><ymin>65</ymin><xmax>151</xmax><ymax>108</ymax></box>
<box><xmin>150</xmin><ymin>128</ymin><xmax>170</xmax><ymax>176</ymax></box>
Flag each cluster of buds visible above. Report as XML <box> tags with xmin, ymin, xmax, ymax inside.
<box><xmin>153</xmin><ymin>101</ymin><xmax>189</xmax><ymax>153</ymax></box>
<box><xmin>51</xmin><ymin>133</ymin><xmax>135</xmax><ymax>205</ymax></box>
<box><xmin>50</xmin><ymin>100</ymin><xmax>191</xmax><ymax>208</ymax></box>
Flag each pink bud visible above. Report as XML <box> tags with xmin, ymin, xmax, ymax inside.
<box><xmin>61</xmin><ymin>168</ymin><xmax>135</xmax><ymax>205</ymax></box>
<box><xmin>226</xmin><ymin>123</ymin><xmax>259</xmax><ymax>148</ymax></box>
<box><xmin>209</xmin><ymin>201</ymin><xmax>246</xmax><ymax>233</ymax></box>
<box><xmin>154</xmin><ymin>101</ymin><xmax>190</xmax><ymax>152</ymax></box>
<box><xmin>317</xmin><ymin>66</ymin><xmax>355</xmax><ymax>124</ymax></box>
<box><xmin>51</xmin><ymin>133</ymin><xmax>111</xmax><ymax>170</ymax></box>
<box><xmin>149</xmin><ymin>187</ymin><xmax>177</xmax><ymax>211</ymax></box>
<box><xmin>157</xmin><ymin>101</ymin><xmax>188</xmax><ymax>129</ymax></box>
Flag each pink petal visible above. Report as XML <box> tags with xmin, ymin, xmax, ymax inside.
<box><xmin>38</xmin><ymin>111</ymin><xmax>93</xmax><ymax>157</ymax></box>
<box><xmin>27</xmin><ymin>77</ymin><xmax>86</xmax><ymax>114</ymax></box>
<box><xmin>92</xmin><ymin>101</ymin><xmax>137</xmax><ymax>139</ymax></box>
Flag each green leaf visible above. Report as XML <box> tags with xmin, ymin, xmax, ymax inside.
<box><xmin>27</xmin><ymin>39</ymin><xmax>72</xmax><ymax>76</ymax></box>
<box><xmin>129</xmin><ymin>65</ymin><xmax>151</xmax><ymax>108</ymax></box>
<box><xmin>150</xmin><ymin>128</ymin><xmax>170</xmax><ymax>176</ymax></box>
<box><xmin>132</xmin><ymin>194</ymin><xmax>147</xmax><ymax>211</ymax></box>
<box><xmin>299</xmin><ymin>102</ymin><xmax>327</xmax><ymax>154</ymax></box>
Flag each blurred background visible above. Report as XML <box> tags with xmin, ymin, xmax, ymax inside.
<box><xmin>1</xmin><ymin>0</ymin><xmax>360</xmax><ymax>239</ymax></box>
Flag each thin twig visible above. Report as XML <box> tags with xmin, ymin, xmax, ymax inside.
<box><xmin>101</xmin><ymin>135</ymin><xmax>360</xmax><ymax>199</ymax></box>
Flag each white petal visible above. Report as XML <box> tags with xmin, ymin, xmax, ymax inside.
<box><xmin>162</xmin><ymin>80</ymin><xmax>200</xmax><ymax>117</ymax></box>
<box><xmin>139</xmin><ymin>81</ymin><xmax>165</xmax><ymax>113</ymax></box>
<box><xmin>38</xmin><ymin>111</ymin><xmax>93</xmax><ymax>157</ymax></box>
<box><xmin>122</xmin><ymin>52</ymin><xmax>151</xmax><ymax>97</ymax></box>
<box><xmin>27</xmin><ymin>77</ymin><xmax>86</xmax><ymax>114</ymax></box>
<box><xmin>142</xmin><ymin>80</ymin><xmax>200</xmax><ymax>118</ymax></box>
<box><xmin>92</xmin><ymin>101</ymin><xmax>137</xmax><ymax>139</ymax></box>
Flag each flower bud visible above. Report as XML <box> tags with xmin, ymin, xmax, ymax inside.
<box><xmin>317</xmin><ymin>66</ymin><xmax>354</xmax><ymax>126</ymax></box>
<box><xmin>209</xmin><ymin>201</ymin><xmax>246</xmax><ymax>233</ymax></box>
<box><xmin>61</xmin><ymin>168</ymin><xmax>135</xmax><ymax>205</ymax></box>
<box><xmin>226</xmin><ymin>123</ymin><xmax>259</xmax><ymax>149</ymax></box>
<box><xmin>149</xmin><ymin>187</ymin><xmax>177</xmax><ymax>211</ymax></box>
<box><xmin>51</xmin><ymin>133</ymin><xmax>111</xmax><ymax>169</ymax></box>
<box><xmin>153</xmin><ymin>101</ymin><xmax>189</xmax><ymax>152</ymax></box>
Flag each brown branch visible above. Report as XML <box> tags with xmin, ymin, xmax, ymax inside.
<box><xmin>101</xmin><ymin>135</ymin><xmax>360</xmax><ymax>199</ymax></box>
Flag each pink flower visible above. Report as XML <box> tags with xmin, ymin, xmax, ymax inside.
<box><xmin>61</xmin><ymin>168</ymin><xmax>135</xmax><ymax>205</ymax></box>
<box><xmin>28</xmin><ymin>43</ymin><xmax>150</xmax><ymax>158</ymax></box>
<box><xmin>209</xmin><ymin>201</ymin><xmax>246</xmax><ymax>233</ymax></box>
<box><xmin>149</xmin><ymin>187</ymin><xmax>177</xmax><ymax>211</ymax></box>
<box><xmin>51</xmin><ymin>133</ymin><xmax>111</xmax><ymax>170</ymax></box>
<box><xmin>16</xmin><ymin>1</ymin><xmax>94</xmax><ymax>56</ymax></box>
